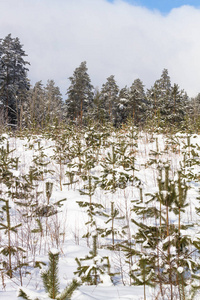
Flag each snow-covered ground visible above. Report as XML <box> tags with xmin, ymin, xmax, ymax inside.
<box><xmin>0</xmin><ymin>128</ymin><xmax>200</xmax><ymax>299</ymax></box>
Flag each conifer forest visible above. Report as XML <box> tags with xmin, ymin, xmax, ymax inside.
<box><xmin>2</xmin><ymin>34</ymin><xmax>200</xmax><ymax>299</ymax></box>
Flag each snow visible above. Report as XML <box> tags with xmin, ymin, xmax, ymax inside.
<box><xmin>177</xmin><ymin>267</ymin><xmax>184</xmax><ymax>274</ymax></box>
<box><xmin>73</xmin><ymin>286</ymin><xmax>146</xmax><ymax>300</ymax></box>
<box><xmin>50</xmin><ymin>248</ymin><xmax>60</xmax><ymax>255</ymax></box>
<box><xmin>99</xmin><ymin>274</ymin><xmax>113</xmax><ymax>286</ymax></box>
<box><xmin>160</xmin><ymin>190</ymin><xmax>168</xmax><ymax>199</ymax></box>
<box><xmin>1</xmin><ymin>130</ymin><xmax>200</xmax><ymax>299</ymax></box>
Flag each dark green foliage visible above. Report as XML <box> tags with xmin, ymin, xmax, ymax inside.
<box><xmin>44</xmin><ymin>79</ymin><xmax>63</xmax><ymax>126</ymax></box>
<box><xmin>0</xmin><ymin>143</ymin><xmax>26</xmax><ymax>278</ymax></box>
<box><xmin>18</xmin><ymin>289</ymin><xmax>33</xmax><ymax>300</ymax></box>
<box><xmin>25</xmin><ymin>81</ymin><xmax>46</xmax><ymax>129</ymax></box>
<box><xmin>0</xmin><ymin>143</ymin><xmax>18</xmax><ymax>188</ymax></box>
<box><xmin>66</xmin><ymin>61</ymin><xmax>94</xmax><ymax>125</ymax></box>
<box><xmin>56</xmin><ymin>279</ymin><xmax>81</xmax><ymax>300</ymax></box>
<box><xmin>100</xmin><ymin>144</ymin><xmax>120</xmax><ymax>193</ymax></box>
<box><xmin>115</xmin><ymin>86</ymin><xmax>129</xmax><ymax>125</ymax></box>
<box><xmin>100</xmin><ymin>75</ymin><xmax>119</xmax><ymax>125</ymax></box>
<box><xmin>79</xmin><ymin>174</ymin><xmax>99</xmax><ymax>204</ymax></box>
<box><xmin>0</xmin><ymin>199</ymin><xmax>23</xmax><ymax>278</ymax></box>
<box><xmin>19</xmin><ymin>250</ymin><xmax>79</xmax><ymax>299</ymax></box>
<box><xmin>128</xmin><ymin>78</ymin><xmax>148</xmax><ymax>126</ymax></box>
<box><xmin>41</xmin><ymin>251</ymin><xmax>60</xmax><ymax>299</ymax></box>
<box><xmin>101</xmin><ymin>201</ymin><xmax>126</xmax><ymax>250</ymax></box>
<box><xmin>51</xmin><ymin>130</ymin><xmax>72</xmax><ymax>190</ymax></box>
<box><xmin>0</xmin><ymin>34</ymin><xmax>30</xmax><ymax>127</ymax></box>
<box><xmin>130</xmin><ymin>254</ymin><xmax>155</xmax><ymax>287</ymax></box>
<box><xmin>77</xmin><ymin>200</ymin><xmax>104</xmax><ymax>238</ymax></box>
<box><xmin>130</xmin><ymin>256</ymin><xmax>155</xmax><ymax>300</ymax></box>
<box><xmin>147</xmin><ymin>69</ymin><xmax>189</xmax><ymax>128</ymax></box>
<box><xmin>24</xmin><ymin>80</ymin><xmax>63</xmax><ymax>130</ymax></box>
<box><xmin>128</xmin><ymin>161</ymin><xmax>200</xmax><ymax>299</ymax></box>
<box><xmin>190</xmin><ymin>274</ymin><xmax>200</xmax><ymax>300</ymax></box>
<box><xmin>75</xmin><ymin>234</ymin><xmax>111</xmax><ymax>285</ymax></box>
<box><xmin>0</xmin><ymin>33</ymin><xmax>196</xmax><ymax>130</ymax></box>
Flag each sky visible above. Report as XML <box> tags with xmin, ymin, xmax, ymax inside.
<box><xmin>107</xmin><ymin>0</ymin><xmax>200</xmax><ymax>14</ymax></box>
<box><xmin>0</xmin><ymin>0</ymin><xmax>200</xmax><ymax>98</ymax></box>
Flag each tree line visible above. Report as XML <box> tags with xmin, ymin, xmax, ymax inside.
<box><xmin>0</xmin><ymin>34</ymin><xmax>199</xmax><ymax>131</ymax></box>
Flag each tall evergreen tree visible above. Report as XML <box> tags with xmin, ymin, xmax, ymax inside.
<box><xmin>66</xmin><ymin>61</ymin><xmax>94</xmax><ymax>125</ymax></box>
<box><xmin>0</xmin><ymin>34</ymin><xmax>30</xmax><ymax>127</ymax></box>
<box><xmin>189</xmin><ymin>93</ymin><xmax>200</xmax><ymax>130</ymax></box>
<box><xmin>128</xmin><ymin>78</ymin><xmax>147</xmax><ymax>126</ymax></box>
<box><xmin>147</xmin><ymin>69</ymin><xmax>171</xmax><ymax>127</ymax></box>
<box><xmin>44</xmin><ymin>79</ymin><xmax>63</xmax><ymax>126</ymax></box>
<box><xmin>169</xmin><ymin>83</ymin><xmax>188</xmax><ymax>125</ymax></box>
<box><xmin>24</xmin><ymin>81</ymin><xmax>46</xmax><ymax>129</ymax></box>
<box><xmin>93</xmin><ymin>87</ymin><xmax>107</xmax><ymax>125</ymax></box>
<box><xmin>147</xmin><ymin>69</ymin><xmax>188</xmax><ymax>128</ymax></box>
<box><xmin>116</xmin><ymin>86</ymin><xmax>129</xmax><ymax>125</ymax></box>
<box><xmin>24</xmin><ymin>80</ymin><xmax>64</xmax><ymax>130</ymax></box>
<box><xmin>100</xmin><ymin>75</ymin><xmax>119</xmax><ymax>125</ymax></box>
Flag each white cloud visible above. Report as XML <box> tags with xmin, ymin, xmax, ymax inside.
<box><xmin>0</xmin><ymin>0</ymin><xmax>200</xmax><ymax>97</ymax></box>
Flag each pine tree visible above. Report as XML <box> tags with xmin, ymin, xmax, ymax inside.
<box><xmin>24</xmin><ymin>80</ymin><xmax>64</xmax><ymax>130</ymax></box>
<box><xmin>41</xmin><ymin>250</ymin><xmax>60</xmax><ymax>299</ymax></box>
<box><xmin>130</xmin><ymin>162</ymin><xmax>200</xmax><ymax>299</ymax></box>
<box><xmin>51</xmin><ymin>131</ymin><xmax>71</xmax><ymax>191</ymax></box>
<box><xmin>101</xmin><ymin>201</ymin><xmax>126</xmax><ymax>250</ymax></box>
<box><xmin>128</xmin><ymin>78</ymin><xmax>147</xmax><ymax>127</ymax></box>
<box><xmin>75</xmin><ymin>234</ymin><xmax>111</xmax><ymax>285</ymax></box>
<box><xmin>44</xmin><ymin>80</ymin><xmax>63</xmax><ymax>126</ymax></box>
<box><xmin>100</xmin><ymin>144</ymin><xmax>119</xmax><ymax>193</ymax></box>
<box><xmin>0</xmin><ymin>34</ymin><xmax>30</xmax><ymax>127</ymax></box>
<box><xmin>131</xmin><ymin>255</ymin><xmax>155</xmax><ymax>300</ymax></box>
<box><xmin>170</xmin><ymin>83</ymin><xmax>188</xmax><ymax>126</ymax></box>
<box><xmin>189</xmin><ymin>93</ymin><xmax>200</xmax><ymax>131</ymax></box>
<box><xmin>0</xmin><ymin>199</ymin><xmax>23</xmax><ymax>278</ymax></box>
<box><xmin>93</xmin><ymin>87</ymin><xmax>108</xmax><ymax>125</ymax></box>
<box><xmin>66</xmin><ymin>61</ymin><xmax>94</xmax><ymax>125</ymax></box>
<box><xmin>146</xmin><ymin>69</ymin><xmax>189</xmax><ymax>129</ymax></box>
<box><xmin>115</xmin><ymin>86</ymin><xmax>129</xmax><ymax>125</ymax></box>
<box><xmin>25</xmin><ymin>81</ymin><xmax>46</xmax><ymax>130</ymax></box>
<box><xmin>100</xmin><ymin>75</ymin><xmax>119</xmax><ymax>125</ymax></box>
<box><xmin>147</xmin><ymin>69</ymin><xmax>171</xmax><ymax>128</ymax></box>
<box><xmin>18</xmin><ymin>250</ymin><xmax>80</xmax><ymax>299</ymax></box>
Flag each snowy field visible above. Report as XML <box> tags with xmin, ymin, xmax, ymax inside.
<box><xmin>0</xmin><ymin>127</ymin><xmax>200</xmax><ymax>299</ymax></box>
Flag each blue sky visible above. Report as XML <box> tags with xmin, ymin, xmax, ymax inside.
<box><xmin>107</xmin><ymin>0</ymin><xmax>200</xmax><ymax>13</ymax></box>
